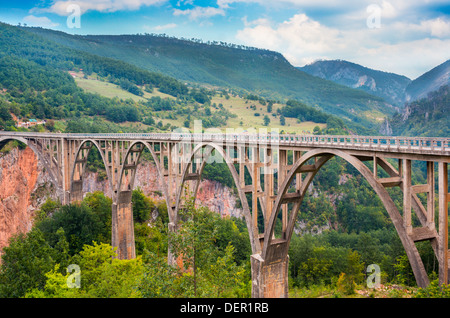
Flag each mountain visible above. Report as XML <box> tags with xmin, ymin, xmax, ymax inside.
<box><xmin>405</xmin><ymin>59</ymin><xmax>450</xmax><ymax>102</ymax></box>
<box><xmin>22</xmin><ymin>26</ymin><xmax>393</xmax><ymax>131</ymax></box>
<box><xmin>299</xmin><ymin>59</ymin><xmax>411</xmax><ymax>106</ymax></box>
<box><xmin>390</xmin><ymin>84</ymin><xmax>449</xmax><ymax>137</ymax></box>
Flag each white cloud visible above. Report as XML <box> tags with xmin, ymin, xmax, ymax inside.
<box><xmin>237</xmin><ymin>13</ymin><xmax>346</xmax><ymax>66</ymax></box>
<box><xmin>22</xmin><ymin>15</ymin><xmax>59</xmax><ymax>28</ymax></box>
<box><xmin>421</xmin><ymin>18</ymin><xmax>450</xmax><ymax>38</ymax></box>
<box><xmin>235</xmin><ymin>13</ymin><xmax>450</xmax><ymax>78</ymax></box>
<box><xmin>35</xmin><ymin>0</ymin><xmax>167</xmax><ymax>16</ymax></box>
<box><xmin>150</xmin><ymin>23</ymin><xmax>177</xmax><ymax>31</ymax></box>
<box><xmin>173</xmin><ymin>6</ymin><xmax>225</xmax><ymax>20</ymax></box>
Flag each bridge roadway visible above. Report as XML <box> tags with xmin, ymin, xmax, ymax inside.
<box><xmin>0</xmin><ymin>131</ymin><xmax>449</xmax><ymax>297</ymax></box>
<box><xmin>2</xmin><ymin>131</ymin><xmax>450</xmax><ymax>158</ymax></box>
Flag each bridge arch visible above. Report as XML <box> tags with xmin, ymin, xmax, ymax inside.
<box><xmin>113</xmin><ymin>140</ymin><xmax>174</xmax><ymax>259</ymax></box>
<box><xmin>69</xmin><ymin>139</ymin><xmax>113</xmax><ymax>202</ymax></box>
<box><xmin>116</xmin><ymin>140</ymin><xmax>171</xmax><ymax>217</ymax></box>
<box><xmin>263</xmin><ymin>148</ymin><xmax>430</xmax><ymax>288</ymax></box>
<box><xmin>173</xmin><ymin>142</ymin><xmax>261</xmax><ymax>254</ymax></box>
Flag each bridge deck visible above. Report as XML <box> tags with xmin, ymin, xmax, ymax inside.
<box><xmin>1</xmin><ymin>131</ymin><xmax>449</xmax><ymax>160</ymax></box>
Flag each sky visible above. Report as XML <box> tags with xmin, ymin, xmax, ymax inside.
<box><xmin>0</xmin><ymin>0</ymin><xmax>450</xmax><ymax>79</ymax></box>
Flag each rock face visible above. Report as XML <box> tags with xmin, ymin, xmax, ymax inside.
<box><xmin>82</xmin><ymin>162</ymin><xmax>243</xmax><ymax>218</ymax></box>
<box><xmin>299</xmin><ymin>59</ymin><xmax>411</xmax><ymax>106</ymax></box>
<box><xmin>0</xmin><ymin>147</ymin><xmax>56</xmax><ymax>252</ymax></box>
<box><xmin>0</xmin><ymin>147</ymin><xmax>242</xmax><ymax>253</ymax></box>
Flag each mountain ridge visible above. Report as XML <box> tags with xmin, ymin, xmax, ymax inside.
<box><xmin>405</xmin><ymin>59</ymin><xmax>450</xmax><ymax>102</ymax></box>
<box><xmin>299</xmin><ymin>59</ymin><xmax>411</xmax><ymax>106</ymax></box>
<box><xmin>299</xmin><ymin>58</ymin><xmax>450</xmax><ymax>107</ymax></box>
<box><xmin>21</xmin><ymin>25</ymin><xmax>392</xmax><ymax>131</ymax></box>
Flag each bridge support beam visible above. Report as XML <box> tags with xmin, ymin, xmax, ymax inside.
<box><xmin>438</xmin><ymin>162</ymin><xmax>448</xmax><ymax>285</ymax></box>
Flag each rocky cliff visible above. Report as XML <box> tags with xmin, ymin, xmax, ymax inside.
<box><xmin>0</xmin><ymin>147</ymin><xmax>56</xmax><ymax>252</ymax></box>
<box><xmin>0</xmin><ymin>147</ymin><xmax>242</xmax><ymax>253</ymax></box>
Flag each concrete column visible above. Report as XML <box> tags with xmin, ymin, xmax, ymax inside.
<box><xmin>438</xmin><ymin>162</ymin><xmax>448</xmax><ymax>284</ymax></box>
<box><xmin>167</xmin><ymin>222</ymin><xmax>177</xmax><ymax>267</ymax></box>
<box><xmin>70</xmin><ymin>180</ymin><xmax>83</xmax><ymax>203</ymax></box>
<box><xmin>403</xmin><ymin>159</ymin><xmax>412</xmax><ymax>234</ymax></box>
<box><xmin>251</xmin><ymin>254</ymin><xmax>289</xmax><ymax>298</ymax></box>
<box><xmin>112</xmin><ymin>190</ymin><xmax>136</xmax><ymax>260</ymax></box>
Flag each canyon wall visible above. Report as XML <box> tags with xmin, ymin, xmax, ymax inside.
<box><xmin>0</xmin><ymin>147</ymin><xmax>56</xmax><ymax>252</ymax></box>
<box><xmin>0</xmin><ymin>146</ymin><xmax>242</xmax><ymax>252</ymax></box>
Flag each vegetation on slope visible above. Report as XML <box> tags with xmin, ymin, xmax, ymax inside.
<box><xmin>24</xmin><ymin>25</ymin><xmax>391</xmax><ymax>132</ymax></box>
<box><xmin>390</xmin><ymin>84</ymin><xmax>449</xmax><ymax>137</ymax></box>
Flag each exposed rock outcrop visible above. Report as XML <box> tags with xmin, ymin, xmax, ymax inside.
<box><xmin>0</xmin><ymin>147</ymin><xmax>56</xmax><ymax>252</ymax></box>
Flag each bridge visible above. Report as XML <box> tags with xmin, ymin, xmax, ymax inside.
<box><xmin>1</xmin><ymin>131</ymin><xmax>449</xmax><ymax>297</ymax></box>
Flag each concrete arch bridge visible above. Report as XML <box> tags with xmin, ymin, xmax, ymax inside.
<box><xmin>1</xmin><ymin>131</ymin><xmax>449</xmax><ymax>297</ymax></box>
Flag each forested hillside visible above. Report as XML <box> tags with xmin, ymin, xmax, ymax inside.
<box><xmin>0</xmin><ymin>22</ymin><xmax>367</xmax><ymax>135</ymax></box>
<box><xmin>405</xmin><ymin>59</ymin><xmax>450</xmax><ymax>102</ymax></box>
<box><xmin>299</xmin><ymin>59</ymin><xmax>411</xmax><ymax>106</ymax></box>
<box><xmin>390</xmin><ymin>84</ymin><xmax>449</xmax><ymax>137</ymax></box>
<box><xmin>24</xmin><ymin>26</ymin><xmax>392</xmax><ymax>133</ymax></box>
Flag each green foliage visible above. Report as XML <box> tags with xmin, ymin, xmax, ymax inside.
<box><xmin>36</xmin><ymin>202</ymin><xmax>110</xmax><ymax>255</ymax></box>
<box><xmin>391</xmin><ymin>84</ymin><xmax>450</xmax><ymax>137</ymax></box>
<box><xmin>414</xmin><ymin>279</ymin><xmax>450</xmax><ymax>298</ymax></box>
<box><xmin>132</xmin><ymin>188</ymin><xmax>154</xmax><ymax>223</ymax></box>
<box><xmin>281</xmin><ymin>99</ymin><xmax>330</xmax><ymax>123</ymax></box>
<box><xmin>393</xmin><ymin>254</ymin><xmax>416</xmax><ymax>286</ymax></box>
<box><xmin>22</xmin><ymin>25</ymin><xmax>387</xmax><ymax>131</ymax></box>
<box><xmin>24</xmin><ymin>264</ymin><xmax>80</xmax><ymax>298</ymax></box>
<box><xmin>0</xmin><ymin>229</ymin><xmax>56</xmax><ymax>297</ymax></box>
<box><xmin>201</xmin><ymin>162</ymin><xmax>234</xmax><ymax>189</ymax></box>
<box><xmin>168</xmin><ymin>197</ymin><xmax>250</xmax><ymax>297</ymax></box>
<box><xmin>25</xmin><ymin>243</ymin><xmax>145</xmax><ymax>298</ymax></box>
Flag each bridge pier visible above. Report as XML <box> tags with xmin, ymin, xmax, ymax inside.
<box><xmin>70</xmin><ymin>180</ymin><xmax>84</xmax><ymax>203</ymax></box>
<box><xmin>112</xmin><ymin>190</ymin><xmax>136</xmax><ymax>259</ymax></box>
<box><xmin>251</xmin><ymin>254</ymin><xmax>289</xmax><ymax>298</ymax></box>
<box><xmin>112</xmin><ymin>191</ymin><xmax>136</xmax><ymax>259</ymax></box>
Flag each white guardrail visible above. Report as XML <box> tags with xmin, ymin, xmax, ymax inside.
<box><xmin>1</xmin><ymin>131</ymin><xmax>449</xmax><ymax>155</ymax></box>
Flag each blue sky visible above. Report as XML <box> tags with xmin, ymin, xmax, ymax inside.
<box><xmin>1</xmin><ymin>0</ymin><xmax>449</xmax><ymax>79</ymax></box>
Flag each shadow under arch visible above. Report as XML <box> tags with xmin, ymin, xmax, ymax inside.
<box><xmin>70</xmin><ymin>139</ymin><xmax>113</xmax><ymax>202</ymax></box>
<box><xmin>172</xmin><ymin>142</ymin><xmax>261</xmax><ymax>255</ymax></box>
<box><xmin>264</xmin><ymin>147</ymin><xmax>430</xmax><ymax>288</ymax></box>
<box><xmin>0</xmin><ymin>136</ymin><xmax>59</xmax><ymax>192</ymax></box>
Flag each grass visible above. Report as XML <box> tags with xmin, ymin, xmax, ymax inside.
<box><xmin>210</xmin><ymin>93</ymin><xmax>326</xmax><ymax>134</ymax></box>
<box><xmin>73</xmin><ymin>74</ymin><xmax>327</xmax><ymax>134</ymax></box>
<box><xmin>289</xmin><ymin>284</ymin><xmax>417</xmax><ymax>298</ymax></box>
<box><xmin>74</xmin><ymin>74</ymin><xmax>175</xmax><ymax>102</ymax></box>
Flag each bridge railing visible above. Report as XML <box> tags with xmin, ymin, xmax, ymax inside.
<box><xmin>0</xmin><ymin>131</ymin><xmax>449</xmax><ymax>154</ymax></box>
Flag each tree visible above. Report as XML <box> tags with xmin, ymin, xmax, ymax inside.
<box><xmin>168</xmin><ymin>197</ymin><xmax>249</xmax><ymax>297</ymax></box>
<box><xmin>169</xmin><ymin>198</ymin><xmax>219</xmax><ymax>296</ymax></box>
<box><xmin>36</xmin><ymin>203</ymin><xmax>108</xmax><ymax>255</ymax></box>
<box><xmin>279</xmin><ymin>115</ymin><xmax>286</xmax><ymax>126</ymax></box>
<box><xmin>132</xmin><ymin>188</ymin><xmax>154</xmax><ymax>223</ymax></box>
<box><xmin>26</xmin><ymin>242</ymin><xmax>145</xmax><ymax>298</ymax></box>
<box><xmin>202</xmin><ymin>244</ymin><xmax>248</xmax><ymax>297</ymax></box>
<box><xmin>0</xmin><ymin>229</ymin><xmax>56</xmax><ymax>297</ymax></box>
<box><xmin>263</xmin><ymin>115</ymin><xmax>270</xmax><ymax>126</ymax></box>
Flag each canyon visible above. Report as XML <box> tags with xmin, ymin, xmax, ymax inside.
<box><xmin>0</xmin><ymin>145</ymin><xmax>242</xmax><ymax>254</ymax></box>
